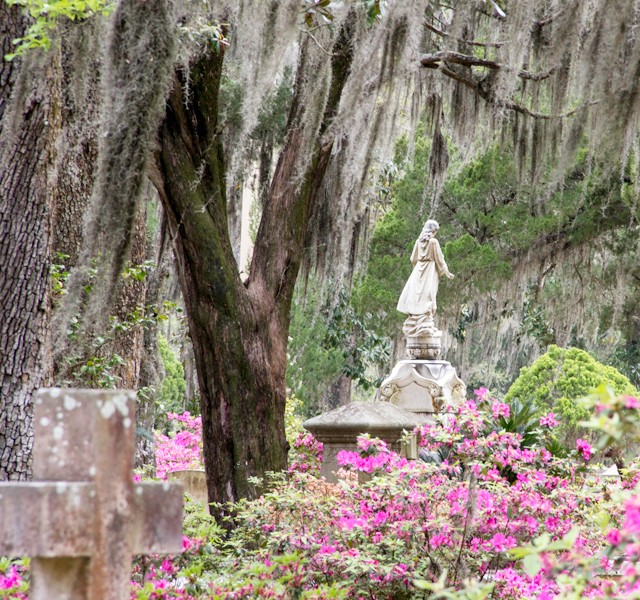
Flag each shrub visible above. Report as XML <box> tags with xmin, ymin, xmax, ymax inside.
<box><xmin>155</xmin><ymin>412</ymin><xmax>203</xmax><ymax>479</ymax></box>
<box><xmin>131</xmin><ymin>390</ymin><xmax>640</xmax><ymax>599</ymax></box>
<box><xmin>157</xmin><ymin>335</ymin><xmax>188</xmax><ymax>416</ymax></box>
<box><xmin>505</xmin><ymin>345</ymin><xmax>638</xmax><ymax>442</ymax></box>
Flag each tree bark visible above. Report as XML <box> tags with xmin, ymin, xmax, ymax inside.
<box><xmin>156</xmin><ymin>20</ymin><xmax>355</xmax><ymax>509</ymax></box>
<box><xmin>0</xmin><ymin>11</ymin><xmax>60</xmax><ymax>479</ymax></box>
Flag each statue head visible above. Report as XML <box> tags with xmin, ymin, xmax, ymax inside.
<box><xmin>421</xmin><ymin>219</ymin><xmax>440</xmax><ymax>238</ymax></box>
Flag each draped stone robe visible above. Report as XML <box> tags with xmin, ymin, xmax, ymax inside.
<box><xmin>397</xmin><ymin>236</ymin><xmax>448</xmax><ymax>316</ymax></box>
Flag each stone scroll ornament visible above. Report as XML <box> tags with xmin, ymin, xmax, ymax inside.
<box><xmin>397</xmin><ymin>219</ymin><xmax>454</xmax><ymax>359</ymax></box>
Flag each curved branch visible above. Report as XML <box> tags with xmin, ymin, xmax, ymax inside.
<box><xmin>420</xmin><ymin>51</ymin><xmax>555</xmax><ymax>82</ymax></box>
<box><xmin>435</xmin><ymin>64</ymin><xmax>597</xmax><ymax>119</ymax></box>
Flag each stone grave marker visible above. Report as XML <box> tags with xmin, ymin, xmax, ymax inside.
<box><xmin>0</xmin><ymin>388</ymin><xmax>184</xmax><ymax>600</ymax></box>
<box><xmin>168</xmin><ymin>469</ymin><xmax>208</xmax><ymax>506</ymax></box>
<box><xmin>303</xmin><ymin>401</ymin><xmax>428</xmax><ymax>482</ymax></box>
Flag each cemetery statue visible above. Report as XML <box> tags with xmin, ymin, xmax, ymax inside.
<box><xmin>397</xmin><ymin>219</ymin><xmax>454</xmax><ymax>318</ymax></box>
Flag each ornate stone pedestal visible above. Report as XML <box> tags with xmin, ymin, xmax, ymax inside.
<box><xmin>379</xmin><ymin>360</ymin><xmax>466</xmax><ymax>416</ymax></box>
<box><xmin>402</xmin><ymin>314</ymin><xmax>442</xmax><ymax>359</ymax></box>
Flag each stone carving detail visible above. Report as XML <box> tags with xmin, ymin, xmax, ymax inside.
<box><xmin>379</xmin><ymin>360</ymin><xmax>466</xmax><ymax>415</ymax></box>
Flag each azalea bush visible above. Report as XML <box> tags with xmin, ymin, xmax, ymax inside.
<box><xmin>4</xmin><ymin>388</ymin><xmax>640</xmax><ymax>599</ymax></box>
<box><xmin>154</xmin><ymin>395</ymin><xmax>308</xmax><ymax>480</ymax></box>
<box><xmin>155</xmin><ymin>412</ymin><xmax>204</xmax><ymax>480</ymax></box>
<box><xmin>123</xmin><ymin>388</ymin><xmax>640</xmax><ymax>599</ymax></box>
<box><xmin>0</xmin><ymin>557</ymin><xmax>28</xmax><ymax>600</ymax></box>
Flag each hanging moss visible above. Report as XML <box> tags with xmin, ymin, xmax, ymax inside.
<box><xmin>60</xmin><ymin>0</ymin><xmax>176</xmax><ymax>342</ymax></box>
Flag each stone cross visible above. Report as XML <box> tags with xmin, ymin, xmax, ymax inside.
<box><xmin>0</xmin><ymin>388</ymin><xmax>184</xmax><ymax>600</ymax></box>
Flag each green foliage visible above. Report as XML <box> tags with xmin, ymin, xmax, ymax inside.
<box><xmin>287</xmin><ymin>291</ymin><xmax>343</xmax><ymax>416</ymax></box>
<box><xmin>442</xmin><ymin>234</ymin><xmax>512</xmax><ymax>293</ymax></box>
<box><xmin>285</xmin><ymin>394</ymin><xmax>305</xmax><ymax>446</ymax></box>
<box><xmin>505</xmin><ymin>345</ymin><xmax>639</xmax><ymax>440</ymax></box>
<box><xmin>609</xmin><ymin>341</ymin><xmax>640</xmax><ymax>389</ymax></box>
<box><xmin>51</xmin><ymin>252</ymin><xmax>70</xmax><ymax>301</ymax></box>
<box><xmin>578</xmin><ymin>385</ymin><xmax>640</xmax><ymax>465</ymax></box>
<box><xmin>157</xmin><ymin>335</ymin><xmax>188</xmax><ymax>415</ymax></box>
<box><xmin>251</xmin><ymin>66</ymin><xmax>294</xmax><ymax>148</ymax></box>
<box><xmin>122</xmin><ymin>260</ymin><xmax>155</xmax><ymax>282</ymax></box>
<box><xmin>287</xmin><ymin>286</ymin><xmax>390</xmax><ymax>416</ymax></box>
<box><xmin>495</xmin><ymin>396</ymin><xmax>541</xmax><ymax>449</ymax></box>
<box><xmin>520</xmin><ymin>285</ymin><xmax>556</xmax><ymax>348</ymax></box>
<box><xmin>323</xmin><ymin>290</ymin><xmax>390</xmax><ymax>391</ymax></box>
<box><xmin>302</xmin><ymin>0</ymin><xmax>334</xmax><ymax>28</ymax></box>
<box><xmin>182</xmin><ymin>497</ymin><xmax>224</xmax><ymax>546</ymax></box>
<box><xmin>56</xmin><ymin>260</ymin><xmax>181</xmax><ymax>389</ymax></box>
<box><xmin>5</xmin><ymin>0</ymin><xmax>112</xmax><ymax>60</ymax></box>
<box><xmin>177</xmin><ymin>18</ymin><xmax>228</xmax><ymax>54</ymax></box>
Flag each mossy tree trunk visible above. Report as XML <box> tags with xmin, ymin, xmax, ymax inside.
<box><xmin>0</xmin><ymin>4</ymin><xmax>60</xmax><ymax>480</ymax></box>
<box><xmin>156</xmin><ymin>25</ymin><xmax>354</xmax><ymax>507</ymax></box>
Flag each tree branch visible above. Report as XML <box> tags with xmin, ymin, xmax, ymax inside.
<box><xmin>420</xmin><ymin>51</ymin><xmax>554</xmax><ymax>81</ymax></box>
<box><xmin>421</xmin><ymin>50</ymin><xmax>502</xmax><ymax>70</ymax></box>
<box><xmin>535</xmin><ymin>4</ymin><xmax>570</xmax><ymax>28</ymax></box>
<box><xmin>433</xmin><ymin>63</ymin><xmax>596</xmax><ymax>120</ymax></box>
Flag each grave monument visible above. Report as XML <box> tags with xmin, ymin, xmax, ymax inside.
<box><xmin>380</xmin><ymin>219</ymin><xmax>466</xmax><ymax>414</ymax></box>
<box><xmin>0</xmin><ymin>388</ymin><xmax>183</xmax><ymax>600</ymax></box>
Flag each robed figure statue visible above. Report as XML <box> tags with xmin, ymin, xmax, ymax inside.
<box><xmin>397</xmin><ymin>219</ymin><xmax>453</xmax><ymax>318</ymax></box>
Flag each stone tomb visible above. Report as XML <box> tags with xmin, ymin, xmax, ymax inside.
<box><xmin>303</xmin><ymin>401</ymin><xmax>427</xmax><ymax>482</ymax></box>
<box><xmin>0</xmin><ymin>388</ymin><xmax>183</xmax><ymax>600</ymax></box>
<box><xmin>168</xmin><ymin>469</ymin><xmax>208</xmax><ymax>506</ymax></box>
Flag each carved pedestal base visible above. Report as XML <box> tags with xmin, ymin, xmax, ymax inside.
<box><xmin>379</xmin><ymin>360</ymin><xmax>466</xmax><ymax>416</ymax></box>
<box><xmin>403</xmin><ymin>314</ymin><xmax>442</xmax><ymax>359</ymax></box>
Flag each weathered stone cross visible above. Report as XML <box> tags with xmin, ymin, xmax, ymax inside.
<box><xmin>0</xmin><ymin>388</ymin><xmax>183</xmax><ymax>600</ymax></box>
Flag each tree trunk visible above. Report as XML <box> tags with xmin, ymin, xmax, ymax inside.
<box><xmin>156</xmin><ymin>20</ymin><xmax>355</xmax><ymax>509</ymax></box>
<box><xmin>0</xmin><ymin>9</ymin><xmax>60</xmax><ymax>479</ymax></box>
<box><xmin>157</xmin><ymin>53</ymin><xmax>280</xmax><ymax>506</ymax></box>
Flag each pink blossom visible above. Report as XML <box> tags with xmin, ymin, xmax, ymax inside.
<box><xmin>607</xmin><ymin>528</ymin><xmax>622</xmax><ymax>546</ymax></box>
<box><xmin>160</xmin><ymin>559</ymin><xmax>175</xmax><ymax>574</ymax></box>
<box><xmin>487</xmin><ymin>532</ymin><xmax>516</xmax><ymax>552</ymax></box>
<box><xmin>623</xmin><ymin>497</ymin><xmax>640</xmax><ymax>535</ymax></box>
<box><xmin>539</xmin><ymin>412</ymin><xmax>559</xmax><ymax>428</ymax></box>
<box><xmin>181</xmin><ymin>535</ymin><xmax>193</xmax><ymax>551</ymax></box>
<box><xmin>624</xmin><ymin>395</ymin><xmax>640</xmax><ymax>409</ymax></box>
<box><xmin>154</xmin><ymin>412</ymin><xmax>203</xmax><ymax>479</ymax></box>
<box><xmin>491</xmin><ymin>401</ymin><xmax>510</xmax><ymax>420</ymax></box>
<box><xmin>576</xmin><ymin>438</ymin><xmax>593</xmax><ymax>461</ymax></box>
<box><xmin>474</xmin><ymin>387</ymin><xmax>490</xmax><ymax>402</ymax></box>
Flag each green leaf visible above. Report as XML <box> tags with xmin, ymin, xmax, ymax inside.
<box><xmin>522</xmin><ymin>553</ymin><xmax>542</xmax><ymax>577</ymax></box>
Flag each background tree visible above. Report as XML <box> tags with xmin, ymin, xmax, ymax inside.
<box><xmin>3</xmin><ymin>0</ymin><xmax>640</xmax><ymax>509</ymax></box>
<box><xmin>0</xmin><ymin>2</ymin><xmax>58</xmax><ymax>479</ymax></box>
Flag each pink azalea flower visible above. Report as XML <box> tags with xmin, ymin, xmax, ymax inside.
<box><xmin>474</xmin><ymin>387</ymin><xmax>490</xmax><ymax>402</ymax></box>
<box><xmin>160</xmin><ymin>559</ymin><xmax>175</xmax><ymax>574</ymax></box>
<box><xmin>624</xmin><ymin>395</ymin><xmax>640</xmax><ymax>409</ymax></box>
<box><xmin>539</xmin><ymin>412</ymin><xmax>558</xmax><ymax>428</ymax></box>
<box><xmin>623</xmin><ymin>497</ymin><xmax>640</xmax><ymax>535</ymax></box>
<box><xmin>607</xmin><ymin>528</ymin><xmax>622</xmax><ymax>546</ymax></box>
<box><xmin>491</xmin><ymin>401</ymin><xmax>510</xmax><ymax>420</ymax></box>
<box><xmin>575</xmin><ymin>438</ymin><xmax>593</xmax><ymax>461</ymax></box>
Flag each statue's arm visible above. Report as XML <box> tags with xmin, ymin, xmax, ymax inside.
<box><xmin>433</xmin><ymin>239</ymin><xmax>454</xmax><ymax>279</ymax></box>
